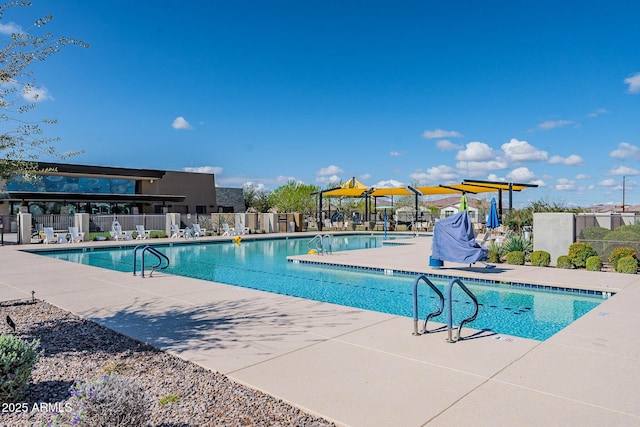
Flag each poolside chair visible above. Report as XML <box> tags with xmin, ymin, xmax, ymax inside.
<box><xmin>234</xmin><ymin>223</ymin><xmax>247</xmax><ymax>235</ymax></box>
<box><xmin>170</xmin><ymin>224</ymin><xmax>182</xmax><ymax>238</ymax></box>
<box><xmin>68</xmin><ymin>226</ymin><xmax>85</xmax><ymax>243</ymax></box>
<box><xmin>192</xmin><ymin>223</ymin><xmax>206</xmax><ymax>237</ymax></box>
<box><xmin>43</xmin><ymin>227</ymin><xmax>59</xmax><ymax>244</ymax></box>
<box><xmin>110</xmin><ymin>220</ymin><xmax>132</xmax><ymax>241</ymax></box>
<box><xmin>135</xmin><ymin>225</ymin><xmax>150</xmax><ymax>239</ymax></box>
<box><xmin>222</xmin><ymin>223</ymin><xmax>233</xmax><ymax>236</ymax></box>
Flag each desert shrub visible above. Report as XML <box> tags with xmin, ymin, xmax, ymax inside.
<box><xmin>487</xmin><ymin>249</ymin><xmax>501</xmax><ymax>263</ymax></box>
<box><xmin>149</xmin><ymin>230</ymin><xmax>167</xmax><ymax>238</ymax></box>
<box><xmin>586</xmin><ymin>255</ymin><xmax>602</xmax><ymax>271</ymax></box>
<box><xmin>88</xmin><ymin>232</ymin><xmax>110</xmax><ymax>241</ymax></box>
<box><xmin>505</xmin><ymin>251</ymin><xmax>525</xmax><ymax>265</ymax></box>
<box><xmin>603</xmin><ymin>224</ymin><xmax>640</xmax><ymax>242</ymax></box>
<box><xmin>67</xmin><ymin>373</ymin><xmax>150</xmax><ymax>427</ymax></box>
<box><xmin>580</xmin><ymin>226</ymin><xmax>609</xmax><ymax>240</ymax></box>
<box><xmin>609</xmin><ymin>247</ymin><xmax>636</xmax><ymax>271</ymax></box>
<box><xmin>530</xmin><ymin>250</ymin><xmax>551</xmax><ymax>267</ymax></box>
<box><xmin>567</xmin><ymin>242</ymin><xmax>598</xmax><ymax>268</ymax></box>
<box><xmin>557</xmin><ymin>255</ymin><xmax>573</xmax><ymax>269</ymax></box>
<box><xmin>0</xmin><ymin>335</ymin><xmax>43</xmax><ymax>401</ymax></box>
<box><xmin>501</xmin><ymin>235</ymin><xmax>533</xmax><ymax>257</ymax></box>
<box><xmin>617</xmin><ymin>256</ymin><xmax>638</xmax><ymax>274</ymax></box>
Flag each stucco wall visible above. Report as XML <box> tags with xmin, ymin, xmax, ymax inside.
<box><xmin>533</xmin><ymin>212</ymin><xmax>575</xmax><ymax>266</ymax></box>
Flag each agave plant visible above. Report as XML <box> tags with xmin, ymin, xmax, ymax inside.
<box><xmin>501</xmin><ymin>235</ymin><xmax>533</xmax><ymax>257</ymax></box>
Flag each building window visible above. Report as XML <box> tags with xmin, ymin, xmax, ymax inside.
<box><xmin>196</xmin><ymin>205</ymin><xmax>207</xmax><ymax>214</ymax></box>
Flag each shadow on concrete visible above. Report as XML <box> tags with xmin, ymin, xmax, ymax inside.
<box><xmin>88</xmin><ymin>297</ymin><xmax>365</xmax><ymax>355</ymax></box>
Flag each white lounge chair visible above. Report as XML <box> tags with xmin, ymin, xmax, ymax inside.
<box><xmin>135</xmin><ymin>225</ymin><xmax>150</xmax><ymax>239</ymax></box>
<box><xmin>192</xmin><ymin>224</ymin><xmax>206</xmax><ymax>237</ymax></box>
<box><xmin>234</xmin><ymin>223</ymin><xmax>247</xmax><ymax>235</ymax></box>
<box><xmin>68</xmin><ymin>227</ymin><xmax>85</xmax><ymax>243</ymax></box>
<box><xmin>222</xmin><ymin>223</ymin><xmax>233</xmax><ymax>236</ymax></box>
<box><xmin>110</xmin><ymin>220</ymin><xmax>132</xmax><ymax>241</ymax></box>
<box><xmin>170</xmin><ymin>224</ymin><xmax>182</xmax><ymax>238</ymax></box>
<box><xmin>43</xmin><ymin>227</ymin><xmax>59</xmax><ymax>244</ymax></box>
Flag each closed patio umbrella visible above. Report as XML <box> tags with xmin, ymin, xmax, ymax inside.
<box><xmin>458</xmin><ymin>194</ymin><xmax>468</xmax><ymax>212</ymax></box>
<box><xmin>487</xmin><ymin>197</ymin><xmax>500</xmax><ymax>233</ymax></box>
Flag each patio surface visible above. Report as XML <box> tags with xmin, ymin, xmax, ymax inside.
<box><xmin>1</xmin><ymin>233</ymin><xmax>639</xmax><ymax>426</ymax></box>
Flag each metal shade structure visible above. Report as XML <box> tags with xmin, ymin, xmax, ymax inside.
<box><xmin>462</xmin><ymin>179</ymin><xmax>539</xmax><ymax>220</ymax></box>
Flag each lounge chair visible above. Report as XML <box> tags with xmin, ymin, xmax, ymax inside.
<box><xmin>135</xmin><ymin>225</ymin><xmax>150</xmax><ymax>239</ymax></box>
<box><xmin>222</xmin><ymin>223</ymin><xmax>233</xmax><ymax>236</ymax></box>
<box><xmin>170</xmin><ymin>224</ymin><xmax>182</xmax><ymax>238</ymax></box>
<box><xmin>234</xmin><ymin>223</ymin><xmax>247</xmax><ymax>235</ymax></box>
<box><xmin>68</xmin><ymin>227</ymin><xmax>85</xmax><ymax>243</ymax></box>
<box><xmin>43</xmin><ymin>227</ymin><xmax>60</xmax><ymax>244</ymax></box>
<box><xmin>192</xmin><ymin>224</ymin><xmax>206</xmax><ymax>237</ymax></box>
<box><xmin>110</xmin><ymin>220</ymin><xmax>132</xmax><ymax>241</ymax></box>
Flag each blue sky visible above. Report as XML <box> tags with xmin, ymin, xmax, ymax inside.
<box><xmin>3</xmin><ymin>1</ymin><xmax>640</xmax><ymax>208</ymax></box>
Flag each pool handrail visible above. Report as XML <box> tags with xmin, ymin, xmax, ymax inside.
<box><xmin>445</xmin><ymin>278</ymin><xmax>479</xmax><ymax>343</ymax></box>
<box><xmin>133</xmin><ymin>244</ymin><xmax>170</xmax><ymax>278</ymax></box>
<box><xmin>412</xmin><ymin>274</ymin><xmax>445</xmax><ymax>336</ymax></box>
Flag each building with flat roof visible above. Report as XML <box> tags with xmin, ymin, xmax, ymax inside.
<box><xmin>0</xmin><ymin>161</ymin><xmax>244</xmax><ymax>215</ymax></box>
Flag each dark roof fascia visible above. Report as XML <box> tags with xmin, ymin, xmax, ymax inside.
<box><xmin>35</xmin><ymin>162</ymin><xmax>166</xmax><ymax>180</ymax></box>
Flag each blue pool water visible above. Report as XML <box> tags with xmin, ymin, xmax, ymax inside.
<box><xmin>37</xmin><ymin>235</ymin><xmax>607</xmax><ymax>341</ymax></box>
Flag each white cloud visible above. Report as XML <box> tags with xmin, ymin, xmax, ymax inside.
<box><xmin>506</xmin><ymin>167</ymin><xmax>535</xmax><ymax>182</ymax></box>
<box><xmin>0</xmin><ymin>22</ymin><xmax>22</xmax><ymax>35</ymax></box>
<box><xmin>275</xmin><ymin>175</ymin><xmax>297</xmax><ymax>183</ymax></box>
<box><xmin>537</xmin><ymin>120</ymin><xmax>574</xmax><ymax>130</ymax></box>
<box><xmin>183</xmin><ymin>166</ymin><xmax>223</xmax><ymax>174</ymax></box>
<box><xmin>243</xmin><ymin>181</ymin><xmax>267</xmax><ymax>191</ymax></box>
<box><xmin>553</xmin><ymin>178</ymin><xmax>576</xmax><ymax>191</ymax></box>
<box><xmin>624</xmin><ymin>72</ymin><xmax>640</xmax><ymax>93</ymax></box>
<box><xmin>575</xmin><ymin>174</ymin><xmax>589</xmax><ymax>180</ymax></box>
<box><xmin>315</xmin><ymin>175</ymin><xmax>342</xmax><ymax>185</ymax></box>
<box><xmin>599</xmin><ymin>178</ymin><xmax>618</xmax><ymax>187</ymax></box>
<box><xmin>22</xmin><ymin>85</ymin><xmax>52</xmax><ymax>102</ymax></box>
<box><xmin>610</xmin><ymin>142</ymin><xmax>640</xmax><ymax>160</ymax></box>
<box><xmin>607</xmin><ymin>165</ymin><xmax>640</xmax><ymax>176</ymax></box>
<box><xmin>410</xmin><ymin>165</ymin><xmax>457</xmax><ymax>184</ymax></box>
<box><xmin>456</xmin><ymin>160</ymin><xmax>509</xmax><ymax>174</ymax></box>
<box><xmin>530</xmin><ymin>179</ymin><xmax>546</xmax><ymax>187</ymax></box>
<box><xmin>436</xmin><ymin>139</ymin><xmax>462</xmax><ymax>151</ymax></box>
<box><xmin>587</xmin><ymin>108</ymin><xmax>609</xmax><ymax>118</ymax></box>
<box><xmin>422</xmin><ymin>129</ymin><xmax>463</xmax><ymax>139</ymax></box>
<box><xmin>172</xmin><ymin>116</ymin><xmax>193</xmax><ymax>130</ymax></box>
<box><xmin>501</xmin><ymin>138</ymin><xmax>548</xmax><ymax>162</ymax></box>
<box><xmin>548</xmin><ymin>154</ymin><xmax>584</xmax><ymax>166</ymax></box>
<box><xmin>390</xmin><ymin>151</ymin><xmax>401</xmax><ymax>156</ymax></box>
<box><xmin>375</xmin><ymin>179</ymin><xmax>404</xmax><ymax>188</ymax></box>
<box><xmin>456</xmin><ymin>141</ymin><xmax>495</xmax><ymax>161</ymax></box>
<box><xmin>360</xmin><ymin>173</ymin><xmax>372</xmax><ymax>181</ymax></box>
<box><xmin>316</xmin><ymin>165</ymin><xmax>344</xmax><ymax>176</ymax></box>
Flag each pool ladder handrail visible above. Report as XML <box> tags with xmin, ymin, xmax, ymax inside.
<box><xmin>133</xmin><ymin>244</ymin><xmax>170</xmax><ymax>278</ymax></box>
<box><xmin>412</xmin><ymin>275</ymin><xmax>479</xmax><ymax>343</ymax></box>
<box><xmin>308</xmin><ymin>234</ymin><xmax>332</xmax><ymax>255</ymax></box>
<box><xmin>412</xmin><ymin>274</ymin><xmax>445</xmax><ymax>335</ymax></box>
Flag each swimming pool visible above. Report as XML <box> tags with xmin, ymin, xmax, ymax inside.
<box><xmin>38</xmin><ymin>235</ymin><xmax>607</xmax><ymax>341</ymax></box>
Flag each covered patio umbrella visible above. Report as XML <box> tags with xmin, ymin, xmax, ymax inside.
<box><xmin>376</xmin><ymin>205</ymin><xmax>393</xmax><ymax>239</ymax></box>
<box><xmin>487</xmin><ymin>197</ymin><xmax>500</xmax><ymax>235</ymax></box>
<box><xmin>458</xmin><ymin>194</ymin><xmax>468</xmax><ymax>212</ymax></box>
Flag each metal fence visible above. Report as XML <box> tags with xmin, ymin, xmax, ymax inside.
<box><xmin>89</xmin><ymin>214</ymin><xmax>166</xmax><ymax>233</ymax></box>
<box><xmin>576</xmin><ymin>213</ymin><xmax>640</xmax><ymax>259</ymax></box>
<box><xmin>33</xmin><ymin>214</ymin><xmax>74</xmax><ymax>231</ymax></box>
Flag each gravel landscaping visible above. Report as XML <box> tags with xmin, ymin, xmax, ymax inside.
<box><xmin>1</xmin><ymin>299</ymin><xmax>335</xmax><ymax>427</ymax></box>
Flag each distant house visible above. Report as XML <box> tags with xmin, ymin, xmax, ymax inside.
<box><xmin>426</xmin><ymin>196</ymin><xmax>487</xmax><ymax>223</ymax></box>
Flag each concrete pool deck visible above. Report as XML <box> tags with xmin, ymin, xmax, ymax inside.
<box><xmin>1</xmin><ymin>234</ymin><xmax>639</xmax><ymax>426</ymax></box>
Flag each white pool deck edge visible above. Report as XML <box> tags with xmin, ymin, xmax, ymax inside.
<box><xmin>1</xmin><ymin>233</ymin><xmax>639</xmax><ymax>426</ymax></box>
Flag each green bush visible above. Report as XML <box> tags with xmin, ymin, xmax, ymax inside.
<box><xmin>505</xmin><ymin>251</ymin><xmax>525</xmax><ymax>265</ymax></box>
<box><xmin>530</xmin><ymin>250</ymin><xmax>551</xmax><ymax>267</ymax></box>
<box><xmin>66</xmin><ymin>373</ymin><xmax>150</xmax><ymax>427</ymax></box>
<box><xmin>609</xmin><ymin>247</ymin><xmax>636</xmax><ymax>271</ymax></box>
<box><xmin>580</xmin><ymin>226</ymin><xmax>609</xmax><ymax>240</ymax></box>
<box><xmin>487</xmin><ymin>249</ymin><xmax>501</xmax><ymax>263</ymax></box>
<box><xmin>617</xmin><ymin>256</ymin><xmax>638</xmax><ymax>274</ymax></box>
<box><xmin>149</xmin><ymin>230</ymin><xmax>167</xmax><ymax>238</ymax></box>
<box><xmin>0</xmin><ymin>334</ymin><xmax>43</xmax><ymax>401</ymax></box>
<box><xmin>585</xmin><ymin>255</ymin><xmax>602</xmax><ymax>271</ymax></box>
<box><xmin>557</xmin><ymin>255</ymin><xmax>573</xmax><ymax>269</ymax></box>
<box><xmin>567</xmin><ymin>242</ymin><xmax>598</xmax><ymax>268</ymax></box>
<box><xmin>88</xmin><ymin>232</ymin><xmax>111</xmax><ymax>241</ymax></box>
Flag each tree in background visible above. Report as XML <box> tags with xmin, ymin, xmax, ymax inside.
<box><xmin>0</xmin><ymin>1</ymin><xmax>87</xmax><ymax>183</ymax></box>
<box><xmin>503</xmin><ymin>198</ymin><xmax>584</xmax><ymax>232</ymax></box>
<box><xmin>243</xmin><ymin>184</ymin><xmax>274</xmax><ymax>213</ymax></box>
<box><xmin>270</xmin><ymin>181</ymin><xmax>320</xmax><ymax>216</ymax></box>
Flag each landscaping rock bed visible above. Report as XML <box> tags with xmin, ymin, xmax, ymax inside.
<box><xmin>1</xmin><ymin>299</ymin><xmax>334</xmax><ymax>427</ymax></box>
